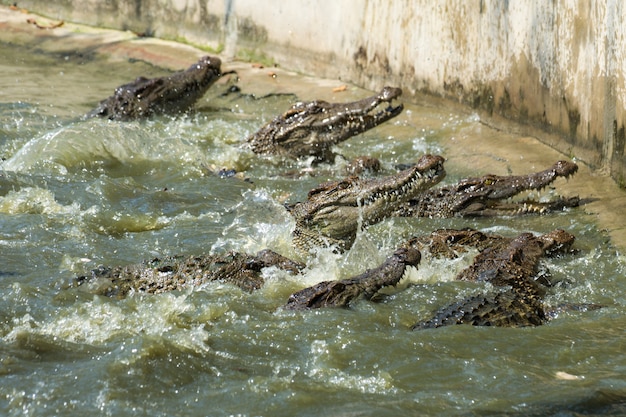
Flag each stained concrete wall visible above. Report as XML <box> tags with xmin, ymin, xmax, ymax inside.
<box><xmin>7</xmin><ymin>0</ymin><xmax>626</xmax><ymax>186</ymax></box>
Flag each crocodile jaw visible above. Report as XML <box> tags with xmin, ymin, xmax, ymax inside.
<box><xmin>300</xmin><ymin>155</ymin><xmax>445</xmax><ymax>244</ymax></box>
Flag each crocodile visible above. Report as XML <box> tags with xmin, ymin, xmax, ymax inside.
<box><xmin>402</xmin><ymin>228</ymin><xmax>511</xmax><ymax>259</ymax></box>
<box><xmin>285</xmin><ymin>247</ymin><xmax>421</xmax><ymax>310</ymax></box>
<box><xmin>393</xmin><ymin>160</ymin><xmax>580</xmax><ymax>218</ymax></box>
<box><xmin>289</xmin><ymin>154</ymin><xmax>446</xmax><ymax>251</ymax></box>
<box><xmin>246</xmin><ymin>86</ymin><xmax>404</xmax><ymax>161</ymax></box>
<box><xmin>73</xmin><ymin>249</ymin><xmax>304</xmax><ymax>297</ymax></box>
<box><xmin>409</xmin><ymin>229</ymin><xmax>579</xmax><ymax>329</ymax></box>
<box><xmin>88</xmin><ymin>56</ymin><xmax>225</xmax><ymax>120</ymax></box>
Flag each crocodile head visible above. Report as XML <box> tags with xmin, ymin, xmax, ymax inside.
<box><xmin>247</xmin><ymin>86</ymin><xmax>404</xmax><ymax>161</ymax></box>
<box><xmin>397</xmin><ymin>160</ymin><xmax>579</xmax><ymax>217</ymax></box>
<box><xmin>89</xmin><ymin>55</ymin><xmax>224</xmax><ymax>120</ymax></box>
<box><xmin>537</xmin><ymin>228</ymin><xmax>576</xmax><ymax>256</ymax></box>
<box><xmin>285</xmin><ymin>247</ymin><xmax>421</xmax><ymax>310</ymax></box>
<box><xmin>450</xmin><ymin>160</ymin><xmax>579</xmax><ymax>216</ymax></box>
<box><xmin>290</xmin><ymin>154</ymin><xmax>446</xmax><ymax>250</ymax></box>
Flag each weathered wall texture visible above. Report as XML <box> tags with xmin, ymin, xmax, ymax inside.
<box><xmin>10</xmin><ymin>0</ymin><xmax>626</xmax><ymax>186</ymax></box>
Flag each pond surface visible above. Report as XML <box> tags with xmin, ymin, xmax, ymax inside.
<box><xmin>1</xmin><ymin>41</ymin><xmax>626</xmax><ymax>417</ymax></box>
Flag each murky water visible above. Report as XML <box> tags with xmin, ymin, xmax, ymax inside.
<box><xmin>1</xmin><ymin>42</ymin><xmax>626</xmax><ymax>417</ymax></box>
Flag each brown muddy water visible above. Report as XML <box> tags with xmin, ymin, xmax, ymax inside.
<box><xmin>1</xmin><ymin>40</ymin><xmax>626</xmax><ymax>417</ymax></box>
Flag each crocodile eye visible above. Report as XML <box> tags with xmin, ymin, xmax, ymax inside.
<box><xmin>483</xmin><ymin>179</ymin><xmax>493</xmax><ymax>185</ymax></box>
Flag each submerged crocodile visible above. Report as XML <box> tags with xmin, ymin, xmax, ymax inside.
<box><xmin>289</xmin><ymin>154</ymin><xmax>446</xmax><ymax>251</ymax></box>
<box><xmin>393</xmin><ymin>160</ymin><xmax>579</xmax><ymax>218</ymax></box>
<box><xmin>88</xmin><ymin>56</ymin><xmax>225</xmax><ymax>120</ymax></box>
<box><xmin>285</xmin><ymin>248</ymin><xmax>421</xmax><ymax>310</ymax></box>
<box><xmin>408</xmin><ymin>229</ymin><xmax>579</xmax><ymax>329</ymax></box>
<box><xmin>74</xmin><ymin>249</ymin><xmax>304</xmax><ymax>297</ymax></box>
<box><xmin>247</xmin><ymin>87</ymin><xmax>404</xmax><ymax>161</ymax></box>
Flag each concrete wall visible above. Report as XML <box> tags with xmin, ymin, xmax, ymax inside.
<box><xmin>9</xmin><ymin>0</ymin><xmax>626</xmax><ymax>186</ymax></box>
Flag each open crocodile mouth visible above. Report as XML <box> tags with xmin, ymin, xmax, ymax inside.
<box><xmin>372</xmin><ymin>101</ymin><xmax>404</xmax><ymax>122</ymax></box>
<box><xmin>328</xmin><ymin>99</ymin><xmax>403</xmax><ymax>130</ymax></box>
<box><xmin>460</xmin><ymin>160</ymin><xmax>580</xmax><ymax>215</ymax></box>
<box><xmin>364</xmin><ymin>155</ymin><xmax>446</xmax><ymax>205</ymax></box>
<box><xmin>475</xmin><ymin>195</ymin><xmax>581</xmax><ymax>216</ymax></box>
<box><xmin>360</xmin><ymin>86</ymin><xmax>404</xmax><ymax>123</ymax></box>
<box><xmin>321</xmin><ymin>86</ymin><xmax>404</xmax><ymax>128</ymax></box>
<box><xmin>485</xmin><ymin>160</ymin><xmax>578</xmax><ymax>198</ymax></box>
